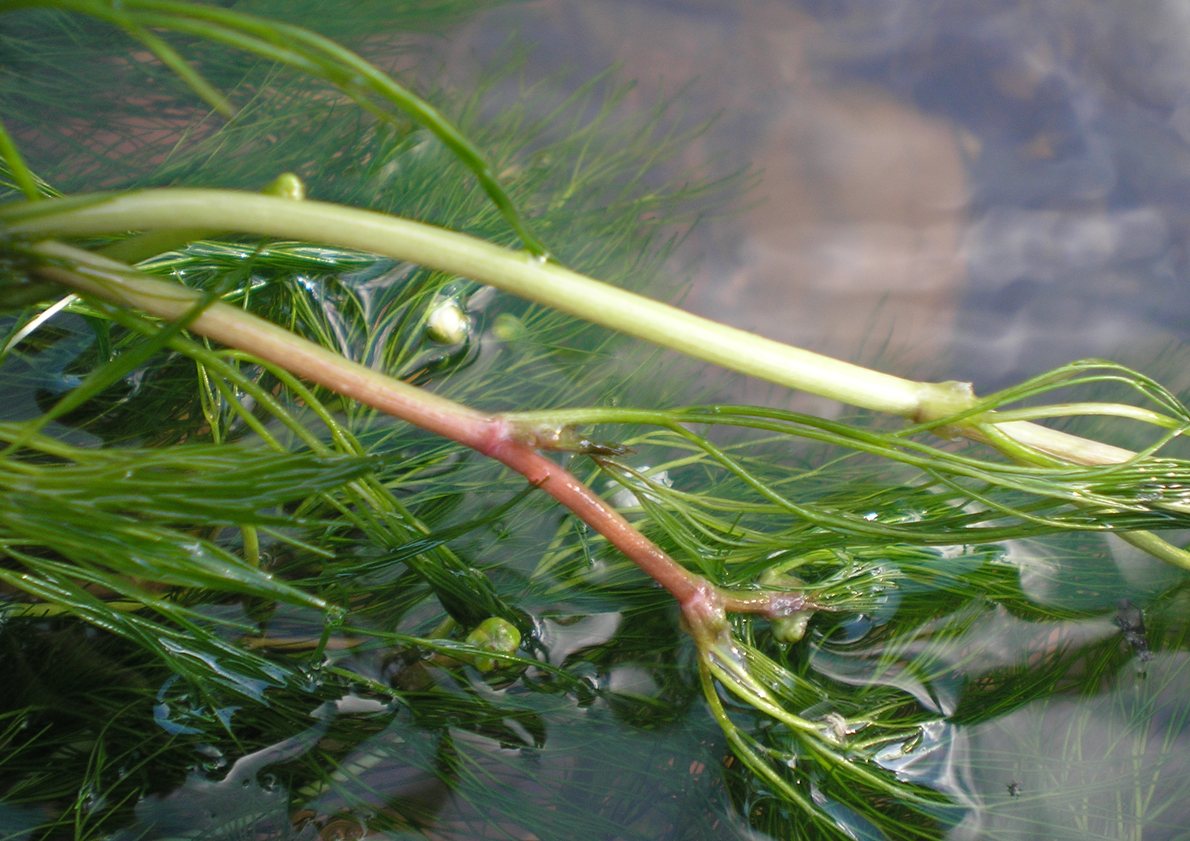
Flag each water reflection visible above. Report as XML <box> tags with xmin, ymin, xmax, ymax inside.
<box><xmin>802</xmin><ymin>0</ymin><xmax>1190</xmax><ymax>384</ymax></box>
<box><xmin>458</xmin><ymin>0</ymin><xmax>969</xmax><ymax>389</ymax></box>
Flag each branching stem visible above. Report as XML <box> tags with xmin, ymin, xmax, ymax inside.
<box><xmin>24</xmin><ymin>241</ymin><xmax>797</xmax><ymax>630</ymax></box>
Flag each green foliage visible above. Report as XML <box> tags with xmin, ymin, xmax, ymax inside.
<box><xmin>1</xmin><ymin>2</ymin><xmax>1189</xmax><ymax>840</ymax></box>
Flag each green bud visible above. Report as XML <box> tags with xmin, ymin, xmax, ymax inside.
<box><xmin>263</xmin><ymin>172</ymin><xmax>306</xmax><ymax>201</ymax></box>
<box><xmin>760</xmin><ymin>567</ymin><xmax>814</xmax><ymax>644</ymax></box>
<box><xmin>771</xmin><ymin>611</ymin><xmax>813</xmax><ymax>644</ymax></box>
<box><xmin>491</xmin><ymin>312</ymin><xmax>525</xmax><ymax>342</ymax></box>
<box><xmin>464</xmin><ymin>617</ymin><xmax>521</xmax><ymax>672</ymax></box>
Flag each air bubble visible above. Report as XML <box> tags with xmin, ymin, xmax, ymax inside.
<box><xmin>425</xmin><ymin>297</ymin><xmax>471</xmax><ymax>345</ymax></box>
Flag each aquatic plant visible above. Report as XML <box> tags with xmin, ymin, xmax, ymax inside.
<box><xmin>2</xmin><ymin>2</ymin><xmax>1188</xmax><ymax>839</ymax></box>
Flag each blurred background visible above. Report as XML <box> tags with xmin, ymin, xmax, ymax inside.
<box><xmin>448</xmin><ymin>0</ymin><xmax>1190</xmax><ymax>395</ymax></box>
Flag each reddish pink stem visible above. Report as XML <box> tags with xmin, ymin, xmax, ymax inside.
<box><xmin>38</xmin><ymin>246</ymin><xmax>808</xmax><ymax>627</ymax></box>
<box><xmin>474</xmin><ymin>420</ymin><xmax>709</xmax><ymax>607</ymax></box>
<box><xmin>476</xmin><ymin>430</ymin><xmax>811</xmax><ymax>621</ymax></box>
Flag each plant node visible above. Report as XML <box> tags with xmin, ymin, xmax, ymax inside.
<box><xmin>510</xmin><ymin>420</ymin><xmax>630</xmax><ymax>455</ymax></box>
<box><xmin>678</xmin><ymin>578</ymin><xmax>731</xmax><ymax>649</ymax></box>
<box><xmin>912</xmin><ymin>378</ymin><xmax>977</xmax><ymax>427</ymax></box>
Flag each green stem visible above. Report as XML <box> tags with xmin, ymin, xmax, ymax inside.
<box><xmin>1117</xmin><ymin>531</ymin><xmax>1190</xmax><ymax>571</ymax></box>
<box><xmin>0</xmin><ymin>116</ymin><xmax>43</xmax><ymax>201</ymax></box>
<box><xmin>1</xmin><ymin>189</ymin><xmax>953</xmax><ymax>416</ymax></box>
<box><xmin>970</xmin><ymin>419</ymin><xmax>1142</xmax><ymax>466</ymax></box>
<box><xmin>6</xmin><ymin>189</ymin><xmax>1175</xmax><ymax>474</ymax></box>
<box><xmin>986</xmin><ymin>402</ymin><xmax>1186</xmax><ymax>430</ymax></box>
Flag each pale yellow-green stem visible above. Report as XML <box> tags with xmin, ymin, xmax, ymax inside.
<box><xmin>3</xmin><ymin>190</ymin><xmax>947</xmax><ymax>417</ymax></box>
<box><xmin>1</xmin><ymin>188</ymin><xmax>1166</xmax><ymax>470</ymax></box>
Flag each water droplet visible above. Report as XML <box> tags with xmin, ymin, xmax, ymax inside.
<box><xmin>1134</xmin><ymin>483</ymin><xmax>1164</xmax><ymax>503</ymax></box>
<box><xmin>323</xmin><ymin>604</ymin><xmax>348</xmax><ymax>629</ymax></box>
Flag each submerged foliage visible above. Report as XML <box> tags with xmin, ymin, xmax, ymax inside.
<box><xmin>2</xmin><ymin>2</ymin><xmax>1189</xmax><ymax>840</ymax></box>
